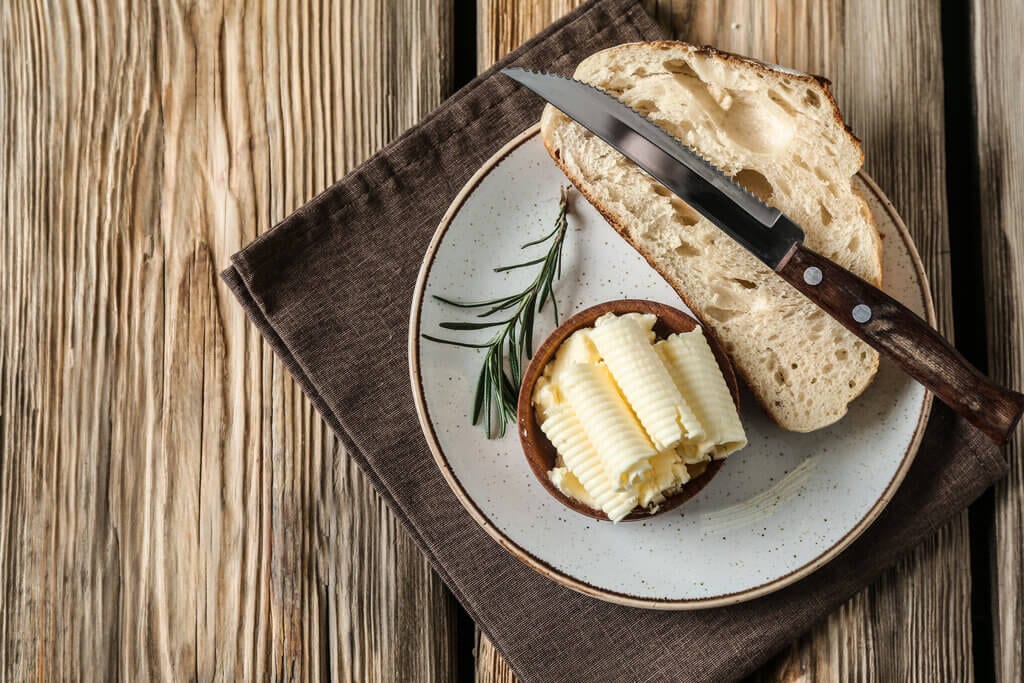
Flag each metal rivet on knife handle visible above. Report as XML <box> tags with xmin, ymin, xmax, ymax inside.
<box><xmin>803</xmin><ymin>266</ymin><xmax>822</xmax><ymax>286</ymax></box>
<box><xmin>852</xmin><ymin>304</ymin><xmax>872</xmax><ymax>323</ymax></box>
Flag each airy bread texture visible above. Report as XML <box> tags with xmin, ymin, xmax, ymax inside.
<box><xmin>540</xmin><ymin>41</ymin><xmax>882</xmax><ymax>432</ymax></box>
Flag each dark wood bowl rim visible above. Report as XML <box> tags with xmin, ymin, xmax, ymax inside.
<box><xmin>516</xmin><ymin>299</ymin><xmax>740</xmax><ymax>522</ymax></box>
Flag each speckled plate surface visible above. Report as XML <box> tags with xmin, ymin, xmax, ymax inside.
<box><xmin>409</xmin><ymin>125</ymin><xmax>933</xmax><ymax>609</ymax></box>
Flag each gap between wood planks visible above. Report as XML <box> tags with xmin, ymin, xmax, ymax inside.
<box><xmin>940</xmin><ymin>2</ymin><xmax>997</xmax><ymax>683</ymax></box>
<box><xmin>451</xmin><ymin>8</ymin><xmax>481</xmax><ymax>683</ymax></box>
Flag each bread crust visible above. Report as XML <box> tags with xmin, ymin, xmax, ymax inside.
<box><xmin>540</xmin><ymin>40</ymin><xmax>882</xmax><ymax>431</ymax></box>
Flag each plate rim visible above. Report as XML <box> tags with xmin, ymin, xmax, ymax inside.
<box><xmin>408</xmin><ymin>123</ymin><xmax>935</xmax><ymax>610</ymax></box>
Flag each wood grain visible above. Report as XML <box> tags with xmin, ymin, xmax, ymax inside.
<box><xmin>475</xmin><ymin>1</ymin><xmax>973</xmax><ymax>681</ymax></box>
<box><xmin>971</xmin><ymin>0</ymin><xmax>1024</xmax><ymax>679</ymax></box>
<box><xmin>0</xmin><ymin>0</ymin><xmax>458</xmax><ymax>680</ymax></box>
<box><xmin>477</xmin><ymin>0</ymin><xmax>582</xmax><ymax>69</ymax></box>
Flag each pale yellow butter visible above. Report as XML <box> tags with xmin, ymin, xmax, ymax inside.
<box><xmin>548</xmin><ymin>466</ymin><xmax>599</xmax><ymax>509</ymax></box>
<box><xmin>533</xmin><ymin>312</ymin><xmax>747</xmax><ymax>523</ymax></box>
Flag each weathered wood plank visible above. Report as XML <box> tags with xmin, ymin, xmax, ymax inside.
<box><xmin>474</xmin><ymin>2</ymin><xmax>970</xmax><ymax>681</ymax></box>
<box><xmin>0</xmin><ymin>1</ymin><xmax>458</xmax><ymax>681</ymax></box>
<box><xmin>477</xmin><ymin>0</ymin><xmax>581</xmax><ymax>68</ymax></box>
<box><xmin>474</xmin><ymin>629</ymin><xmax>518</xmax><ymax>683</ymax></box>
<box><xmin>971</xmin><ymin>0</ymin><xmax>1024</xmax><ymax>679</ymax></box>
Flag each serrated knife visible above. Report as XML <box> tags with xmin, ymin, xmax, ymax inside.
<box><xmin>503</xmin><ymin>66</ymin><xmax>1024</xmax><ymax>444</ymax></box>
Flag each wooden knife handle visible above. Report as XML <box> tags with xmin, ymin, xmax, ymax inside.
<box><xmin>777</xmin><ymin>244</ymin><xmax>1024</xmax><ymax>444</ymax></box>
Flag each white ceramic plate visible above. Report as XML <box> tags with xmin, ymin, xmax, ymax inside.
<box><xmin>409</xmin><ymin>125</ymin><xmax>933</xmax><ymax>609</ymax></box>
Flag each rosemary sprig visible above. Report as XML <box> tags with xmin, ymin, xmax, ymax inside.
<box><xmin>423</xmin><ymin>187</ymin><xmax>571</xmax><ymax>438</ymax></box>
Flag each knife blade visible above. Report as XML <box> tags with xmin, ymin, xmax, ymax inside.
<box><xmin>503</xmin><ymin>66</ymin><xmax>1024</xmax><ymax>444</ymax></box>
<box><xmin>503</xmin><ymin>67</ymin><xmax>804</xmax><ymax>268</ymax></box>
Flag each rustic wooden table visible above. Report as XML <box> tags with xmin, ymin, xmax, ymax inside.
<box><xmin>2</xmin><ymin>0</ymin><xmax>1021</xmax><ymax>680</ymax></box>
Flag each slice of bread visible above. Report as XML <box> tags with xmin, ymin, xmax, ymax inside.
<box><xmin>540</xmin><ymin>41</ymin><xmax>882</xmax><ymax>432</ymax></box>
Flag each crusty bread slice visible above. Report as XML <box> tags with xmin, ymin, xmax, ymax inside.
<box><xmin>540</xmin><ymin>41</ymin><xmax>882</xmax><ymax>432</ymax></box>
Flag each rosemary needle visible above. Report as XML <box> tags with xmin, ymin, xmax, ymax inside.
<box><xmin>424</xmin><ymin>187</ymin><xmax>571</xmax><ymax>438</ymax></box>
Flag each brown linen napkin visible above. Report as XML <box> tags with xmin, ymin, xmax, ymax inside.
<box><xmin>222</xmin><ymin>1</ymin><xmax>1008</xmax><ymax>680</ymax></box>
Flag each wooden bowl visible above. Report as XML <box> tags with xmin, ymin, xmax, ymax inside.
<box><xmin>517</xmin><ymin>299</ymin><xmax>740</xmax><ymax>522</ymax></box>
